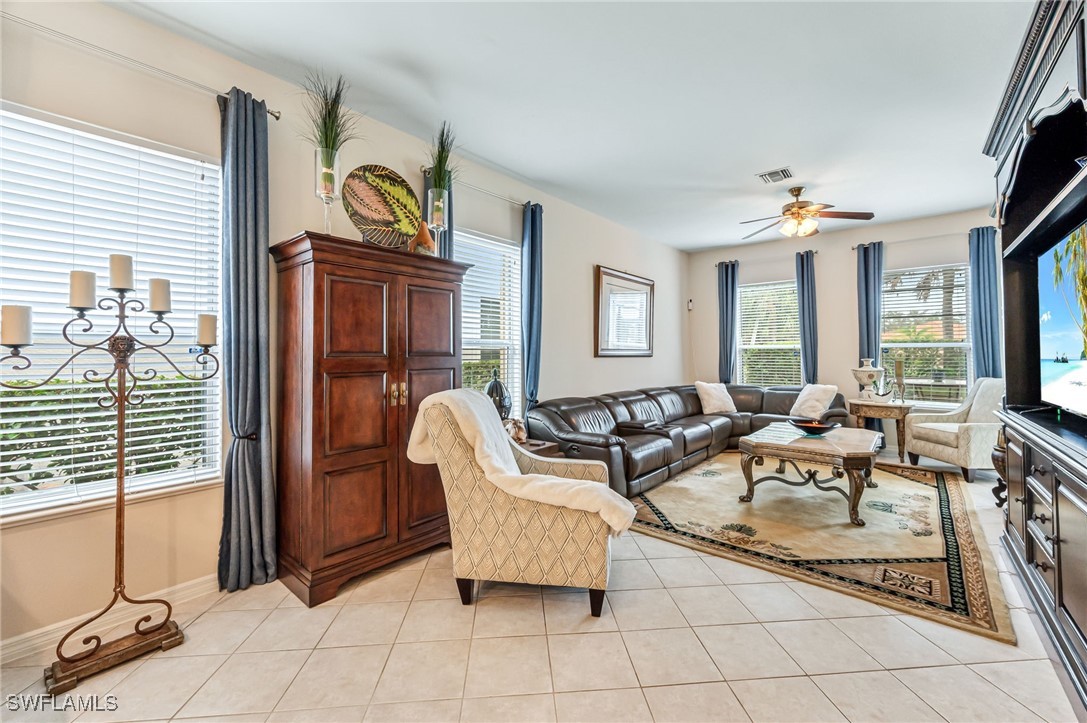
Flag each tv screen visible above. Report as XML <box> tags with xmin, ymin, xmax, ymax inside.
<box><xmin>1039</xmin><ymin>222</ymin><xmax>1087</xmax><ymax>416</ymax></box>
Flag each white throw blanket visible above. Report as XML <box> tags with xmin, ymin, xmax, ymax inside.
<box><xmin>407</xmin><ymin>389</ymin><xmax>636</xmax><ymax>535</ymax></box>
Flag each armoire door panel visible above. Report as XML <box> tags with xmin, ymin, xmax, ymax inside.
<box><xmin>324</xmin><ymin>371</ymin><xmax>389</xmax><ymax>455</ymax></box>
<box><xmin>405</xmin><ymin>284</ymin><xmax>455</xmax><ymax>357</ymax></box>
<box><xmin>324</xmin><ymin>274</ymin><xmax>389</xmax><ymax>357</ymax></box>
<box><xmin>322</xmin><ymin>462</ymin><xmax>395</xmax><ymax>557</ymax></box>
<box><xmin>400</xmin><ymin>367</ymin><xmax>456</xmax><ymax>539</ymax></box>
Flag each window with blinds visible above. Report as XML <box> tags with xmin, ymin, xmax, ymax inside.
<box><xmin>880</xmin><ymin>263</ymin><xmax>971</xmax><ymax>403</ymax></box>
<box><xmin>454</xmin><ymin>230</ymin><xmax>522</xmax><ymax>417</ymax></box>
<box><xmin>0</xmin><ymin>107</ymin><xmax>222</xmax><ymax>515</ymax></box>
<box><xmin>738</xmin><ymin>280</ymin><xmax>802</xmax><ymax>386</ymax></box>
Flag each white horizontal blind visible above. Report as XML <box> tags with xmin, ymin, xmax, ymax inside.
<box><xmin>881</xmin><ymin>263</ymin><xmax>971</xmax><ymax>403</ymax></box>
<box><xmin>738</xmin><ymin>280</ymin><xmax>802</xmax><ymax>386</ymax></box>
<box><xmin>454</xmin><ymin>230</ymin><xmax>522</xmax><ymax>418</ymax></box>
<box><xmin>606</xmin><ymin>291</ymin><xmax>648</xmax><ymax>349</ymax></box>
<box><xmin>0</xmin><ymin>108</ymin><xmax>222</xmax><ymax>515</ymax></box>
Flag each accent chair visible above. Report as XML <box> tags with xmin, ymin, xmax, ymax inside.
<box><xmin>904</xmin><ymin>377</ymin><xmax>1006</xmax><ymax>482</ymax></box>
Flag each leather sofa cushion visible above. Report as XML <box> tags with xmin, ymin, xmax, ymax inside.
<box><xmin>751</xmin><ymin>413</ymin><xmax>792</xmax><ymax>431</ymax></box>
<box><xmin>762</xmin><ymin>388</ymin><xmax>800</xmax><ymax>416</ymax></box>
<box><xmin>644</xmin><ymin>387</ymin><xmax>697</xmax><ymax>423</ymax></box>
<box><xmin>668</xmin><ymin>420</ymin><xmax>713</xmax><ymax>454</ymax></box>
<box><xmin>623</xmin><ymin>434</ymin><xmax>675</xmax><ymax>478</ymax></box>
<box><xmin>683</xmin><ymin>414</ymin><xmax>733</xmax><ymax>446</ymax></box>
<box><xmin>668</xmin><ymin>386</ymin><xmax>703</xmax><ymax>417</ymax></box>
<box><xmin>606</xmin><ymin>390</ymin><xmax>666</xmax><ymax>424</ymax></box>
<box><xmin>544</xmin><ymin>398</ymin><xmax>618</xmax><ymax>435</ymax></box>
<box><xmin>913</xmin><ymin>422</ymin><xmax>961</xmax><ymax>448</ymax></box>
<box><xmin>726</xmin><ymin>385</ymin><xmax>764</xmax><ymax>414</ymax></box>
<box><xmin>723</xmin><ymin>412</ymin><xmax>752</xmax><ymax>437</ymax></box>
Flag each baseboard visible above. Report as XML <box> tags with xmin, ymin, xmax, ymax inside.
<box><xmin>0</xmin><ymin>574</ymin><xmax>220</xmax><ymax>666</ymax></box>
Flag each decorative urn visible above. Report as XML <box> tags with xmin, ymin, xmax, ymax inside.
<box><xmin>851</xmin><ymin>358</ymin><xmax>885</xmax><ymax>399</ymax></box>
<box><xmin>484</xmin><ymin>368</ymin><xmax>512</xmax><ymax>420</ymax></box>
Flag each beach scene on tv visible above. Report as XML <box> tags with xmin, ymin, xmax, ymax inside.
<box><xmin>1039</xmin><ymin>223</ymin><xmax>1087</xmax><ymax>416</ymax></box>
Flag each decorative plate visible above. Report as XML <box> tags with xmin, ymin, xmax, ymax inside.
<box><xmin>342</xmin><ymin>165</ymin><xmax>421</xmax><ymax>247</ymax></box>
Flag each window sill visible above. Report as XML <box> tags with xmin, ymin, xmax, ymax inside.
<box><xmin>0</xmin><ymin>475</ymin><xmax>224</xmax><ymax>530</ymax></box>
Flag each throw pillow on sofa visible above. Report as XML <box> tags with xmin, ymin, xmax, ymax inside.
<box><xmin>790</xmin><ymin>384</ymin><xmax>838</xmax><ymax>419</ymax></box>
<box><xmin>695</xmin><ymin>381</ymin><xmax>738</xmax><ymax>414</ymax></box>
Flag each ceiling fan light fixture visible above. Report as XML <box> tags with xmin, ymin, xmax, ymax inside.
<box><xmin>797</xmin><ymin>217</ymin><xmax>819</xmax><ymax>237</ymax></box>
<box><xmin>780</xmin><ymin>218</ymin><xmax>799</xmax><ymax>237</ymax></box>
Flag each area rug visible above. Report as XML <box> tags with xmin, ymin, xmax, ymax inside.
<box><xmin>631</xmin><ymin>451</ymin><xmax>1015</xmax><ymax>643</ymax></box>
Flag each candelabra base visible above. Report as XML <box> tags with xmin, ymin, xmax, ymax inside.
<box><xmin>44</xmin><ymin>621</ymin><xmax>184</xmax><ymax>694</ymax></box>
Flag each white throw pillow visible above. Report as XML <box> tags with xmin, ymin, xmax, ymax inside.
<box><xmin>790</xmin><ymin>384</ymin><xmax>838</xmax><ymax>419</ymax></box>
<box><xmin>695</xmin><ymin>381</ymin><xmax>738</xmax><ymax>414</ymax></box>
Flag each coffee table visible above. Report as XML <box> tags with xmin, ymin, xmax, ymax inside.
<box><xmin>738</xmin><ymin>423</ymin><xmax>883</xmax><ymax>526</ymax></box>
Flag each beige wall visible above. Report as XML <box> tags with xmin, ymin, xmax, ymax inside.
<box><xmin>686</xmin><ymin>207</ymin><xmax>996</xmax><ymax>427</ymax></box>
<box><xmin>0</xmin><ymin>1</ymin><xmax>688</xmax><ymax>639</ymax></box>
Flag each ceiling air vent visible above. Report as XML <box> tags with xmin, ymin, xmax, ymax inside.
<box><xmin>756</xmin><ymin>166</ymin><xmax>793</xmax><ymax>184</ymax></box>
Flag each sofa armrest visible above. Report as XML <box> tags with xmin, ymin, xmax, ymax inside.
<box><xmin>819</xmin><ymin>408</ymin><xmax>849</xmax><ymax>424</ymax></box>
<box><xmin>907</xmin><ymin>409</ymin><xmax>968</xmax><ymax>426</ymax></box>
<box><xmin>552</xmin><ymin>430</ymin><xmax>627</xmax><ymax>448</ymax></box>
<box><xmin>956</xmin><ymin>422</ymin><xmax>1002</xmax><ymax>451</ymax></box>
<box><xmin>617</xmin><ymin>420</ymin><xmax>662</xmax><ymax>433</ymax></box>
<box><xmin>511</xmin><ymin>442</ymin><xmax>609</xmax><ymax>484</ymax></box>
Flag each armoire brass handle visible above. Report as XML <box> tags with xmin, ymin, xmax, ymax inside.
<box><xmin>390</xmin><ymin>383</ymin><xmax>399</xmax><ymax>406</ymax></box>
<box><xmin>400</xmin><ymin>382</ymin><xmax>407</xmax><ymax>406</ymax></box>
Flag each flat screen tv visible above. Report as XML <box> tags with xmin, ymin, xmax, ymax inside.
<box><xmin>1039</xmin><ymin>222</ymin><xmax>1087</xmax><ymax>417</ymax></box>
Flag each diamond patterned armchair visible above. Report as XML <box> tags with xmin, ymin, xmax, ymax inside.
<box><xmin>420</xmin><ymin>402</ymin><xmax>613</xmax><ymax>616</ymax></box>
<box><xmin>905</xmin><ymin>377</ymin><xmax>1005</xmax><ymax>482</ymax></box>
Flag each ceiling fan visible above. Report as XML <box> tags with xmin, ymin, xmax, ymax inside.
<box><xmin>740</xmin><ymin>186</ymin><xmax>874</xmax><ymax>241</ymax></box>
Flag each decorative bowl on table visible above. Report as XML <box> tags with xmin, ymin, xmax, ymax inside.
<box><xmin>788</xmin><ymin>418</ymin><xmax>841</xmax><ymax>436</ymax></box>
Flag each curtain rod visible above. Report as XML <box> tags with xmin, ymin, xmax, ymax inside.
<box><xmin>421</xmin><ymin>166</ymin><xmax>524</xmax><ymax>207</ymax></box>
<box><xmin>714</xmin><ymin>250</ymin><xmax>818</xmax><ymax>266</ymax></box>
<box><xmin>1</xmin><ymin>12</ymin><xmax>281</xmax><ymax>121</ymax></box>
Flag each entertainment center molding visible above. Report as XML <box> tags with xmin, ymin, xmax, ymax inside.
<box><xmin>985</xmin><ymin>0</ymin><xmax>1087</xmax><ymax>708</ymax></box>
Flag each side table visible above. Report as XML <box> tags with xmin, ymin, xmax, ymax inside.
<box><xmin>847</xmin><ymin>398</ymin><xmax>914</xmax><ymax>463</ymax></box>
<box><xmin>518</xmin><ymin>439</ymin><xmax>563</xmax><ymax>458</ymax></box>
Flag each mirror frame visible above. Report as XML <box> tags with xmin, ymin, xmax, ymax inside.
<box><xmin>594</xmin><ymin>265</ymin><xmax>655</xmax><ymax>357</ymax></box>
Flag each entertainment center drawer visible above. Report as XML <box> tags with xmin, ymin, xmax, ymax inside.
<box><xmin>1026</xmin><ymin>446</ymin><xmax>1056</xmax><ymax>495</ymax></box>
<box><xmin>1028</xmin><ymin>529</ymin><xmax>1058</xmax><ymax>602</ymax></box>
<box><xmin>1026</xmin><ymin>482</ymin><xmax>1055</xmax><ymax>540</ymax></box>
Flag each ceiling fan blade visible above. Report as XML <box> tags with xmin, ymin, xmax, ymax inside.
<box><xmin>817</xmin><ymin>211</ymin><xmax>875</xmax><ymax>220</ymax></box>
<box><xmin>740</xmin><ymin>215</ymin><xmax>783</xmax><ymax>224</ymax></box>
<box><xmin>742</xmin><ymin>219</ymin><xmax>782</xmax><ymax>240</ymax></box>
<box><xmin>806</xmin><ymin>203</ymin><xmax>834</xmax><ymax>212</ymax></box>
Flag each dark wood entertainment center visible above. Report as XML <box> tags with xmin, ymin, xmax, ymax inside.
<box><xmin>985</xmin><ymin>0</ymin><xmax>1087</xmax><ymax>707</ymax></box>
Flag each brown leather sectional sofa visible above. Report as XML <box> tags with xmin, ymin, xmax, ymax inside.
<box><xmin>526</xmin><ymin>384</ymin><xmax>848</xmax><ymax>498</ymax></box>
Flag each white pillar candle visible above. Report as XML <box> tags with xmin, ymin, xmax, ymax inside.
<box><xmin>109</xmin><ymin>254</ymin><xmax>134</xmax><ymax>291</ymax></box>
<box><xmin>148</xmin><ymin>278</ymin><xmax>171</xmax><ymax>313</ymax></box>
<box><xmin>197</xmin><ymin>314</ymin><xmax>217</xmax><ymax>346</ymax></box>
<box><xmin>68</xmin><ymin>270</ymin><xmax>97</xmax><ymax>310</ymax></box>
<box><xmin>1</xmin><ymin>305</ymin><xmax>32</xmax><ymax>347</ymax></box>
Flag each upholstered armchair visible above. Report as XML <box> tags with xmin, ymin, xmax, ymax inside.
<box><xmin>905</xmin><ymin>377</ymin><xmax>1005</xmax><ymax>482</ymax></box>
<box><xmin>419</xmin><ymin>402</ymin><xmax>613</xmax><ymax>616</ymax></box>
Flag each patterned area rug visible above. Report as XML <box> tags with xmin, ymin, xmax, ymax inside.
<box><xmin>632</xmin><ymin>451</ymin><xmax>1015</xmax><ymax>643</ymax></box>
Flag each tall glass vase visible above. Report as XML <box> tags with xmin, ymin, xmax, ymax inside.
<box><xmin>315</xmin><ymin>148</ymin><xmax>341</xmax><ymax>234</ymax></box>
<box><xmin>428</xmin><ymin>187</ymin><xmax>448</xmax><ymax>231</ymax></box>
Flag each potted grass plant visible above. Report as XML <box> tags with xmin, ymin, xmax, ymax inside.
<box><xmin>427</xmin><ymin>121</ymin><xmax>457</xmax><ymax>231</ymax></box>
<box><xmin>303</xmin><ymin>71</ymin><xmax>361</xmax><ymax>234</ymax></box>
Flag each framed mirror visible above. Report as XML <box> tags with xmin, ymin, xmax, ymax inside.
<box><xmin>595</xmin><ymin>265</ymin><xmax>654</xmax><ymax>357</ymax></box>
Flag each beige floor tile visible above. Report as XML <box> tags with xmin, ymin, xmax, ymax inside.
<box><xmin>267</xmin><ymin>706</ymin><xmax>366</xmax><ymax>722</ymax></box>
<box><xmin>728</xmin><ymin>582</ymin><xmax>823</xmax><ymax>622</ymax></box>
<box><xmin>158</xmin><ymin>609</ymin><xmax>272</xmax><ymax>657</ymax></box>
<box><xmin>175</xmin><ymin>714</ymin><xmax>269</xmax><ymax>722</ymax></box>
<box><xmin>971</xmin><ymin>660</ymin><xmax>1078</xmax><ymax>722</ymax></box>
<box><xmin>476</xmin><ymin>581</ymin><xmax>541</xmax><ymax>598</ymax></box>
<box><xmin>364</xmin><ymin>699</ymin><xmax>462</xmax><ymax>722</ymax></box>
<box><xmin>347</xmin><ymin>569</ymin><xmax>423</xmax><ymax>604</ymax></box>
<box><xmin>610</xmin><ymin>535</ymin><xmax>645</xmax><ymax>560</ymax></box>
<box><xmin>319</xmin><ymin>602</ymin><xmax>408</xmax><ymax>647</ymax></box>
<box><xmin>764</xmin><ymin>620</ymin><xmax>882</xmax><ymax>675</ymax></box>
<box><xmin>553</xmin><ymin>689</ymin><xmax>652</xmax><ymax>723</ymax></box>
<box><xmin>460</xmin><ymin>693</ymin><xmax>556</xmax><ymax>723</ymax></box>
<box><xmin>385</xmin><ymin>550</ymin><xmax>433</xmax><ymax>571</ymax></box>
<box><xmin>700</xmin><ymin>556</ymin><xmax>781</xmax><ymax>584</ymax></box>
<box><xmin>1000</xmin><ymin>571</ymin><xmax>1028</xmax><ymax>609</ymax></box>
<box><xmin>472</xmin><ymin>595</ymin><xmax>545</xmax><ymax>638</ymax></box>
<box><xmin>78</xmin><ymin>655</ymin><xmax>226</xmax><ymax>722</ymax></box>
<box><xmin>892</xmin><ymin>665</ymin><xmax>1042</xmax><ymax>722</ymax></box>
<box><xmin>278</xmin><ymin>587</ymin><xmax>349</xmax><ymax>608</ymax></box>
<box><xmin>605</xmin><ymin>588</ymin><xmax>688</xmax><ymax>631</ymax></box>
<box><xmin>236</xmin><ymin>607</ymin><xmax>338</xmax><ymax>652</ymax></box>
<box><xmin>425</xmin><ymin>547</ymin><xmax>454</xmax><ymax>569</ymax></box>
<box><xmin>176</xmin><ymin>650</ymin><xmax>309</xmax><ymax>718</ymax></box>
<box><xmin>210</xmin><ymin>581</ymin><xmax>290</xmax><ymax>611</ymax></box>
<box><xmin>606</xmin><ymin>559</ymin><xmax>663</xmax><ymax>590</ymax></box>
<box><xmin>397</xmin><ymin>598</ymin><xmax>476</xmax><ymax>642</ymax></box>
<box><xmin>277</xmin><ymin>644</ymin><xmax>390</xmax><ymax>711</ymax></box>
<box><xmin>542</xmin><ymin>592</ymin><xmax>618</xmax><ymax>634</ymax></box>
<box><xmin>1</xmin><ymin>666</ymin><xmax>45</xmax><ymax>696</ymax></box>
<box><xmin>813</xmin><ymin>670</ymin><xmax>943</xmax><ymax>722</ymax></box>
<box><xmin>547</xmin><ymin>632</ymin><xmax>639</xmax><ymax>692</ymax></box>
<box><xmin>463</xmin><ymin>635</ymin><xmax>552</xmax><ymax>698</ymax></box>
<box><xmin>785</xmin><ymin>581</ymin><xmax>890</xmax><ymax>618</ymax></box>
<box><xmin>898</xmin><ymin>612</ymin><xmax>1042</xmax><ymax>664</ymax></box>
<box><xmin>633</xmin><ymin>534</ymin><xmax>698</xmax><ymax>559</ymax></box>
<box><xmin>830</xmin><ymin>615</ymin><xmax>957</xmax><ymax>669</ymax></box>
<box><xmin>642</xmin><ymin>681</ymin><xmax>750</xmax><ymax>723</ymax></box>
<box><xmin>668</xmin><ymin>585</ymin><xmax>756</xmax><ymax>626</ymax></box>
<box><xmin>622</xmin><ymin>627</ymin><xmax>723</xmax><ymax>686</ymax></box>
<box><xmin>414</xmin><ymin>568</ymin><xmax>466</xmax><ymax>601</ymax></box>
<box><xmin>729</xmin><ymin>676</ymin><xmax>846</xmax><ymax>722</ymax></box>
<box><xmin>372</xmin><ymin>640</ymin><xmax>471</xmax><ymax>703</ymax></box>
<box><xmin>694</xmin><ymin>623</ymin><xmax>804</xmax><ymax>680</ymax></box>
<box><xmin>647</xmin><ymin>557</ymin><xmax>722</xmax><ymax>587</ymax></box>
<box><xmin>16</xmin><ymin>658</ymin><xmax>144</xmax><ymax>723</ymax></box>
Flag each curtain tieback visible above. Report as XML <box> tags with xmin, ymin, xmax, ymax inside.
<box><xmin>233</xmin><ymin>433</ymin><xmax>258</xmax><ymax>441</ymax></box>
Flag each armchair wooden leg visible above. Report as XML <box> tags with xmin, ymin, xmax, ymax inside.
<box><xmin>589</xmin><ymin>589</ymin><xmax>605</xmax><ymax>618</ymax></box>
<box><xmin>456</xmin><ymin>578</ymin><xmax>474</xmax><ymax>606</ymax></box>
<box><xmin>960</xmin><ymin>467</ymin><xmax>976</xmax><ymax>483</ymax></box>
<box><xmin>908</xmin><ymin>452</ymin><xmax>920</xmax><ymax>465</ymax></box>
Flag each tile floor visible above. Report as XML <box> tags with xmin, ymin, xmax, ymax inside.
<box><xmin>2</xmin><ymin>460</ymin><xmax>1083</xmax><ymax>722</ymax></box>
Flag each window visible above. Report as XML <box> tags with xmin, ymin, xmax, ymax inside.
<box><xmin>454</xmin><ymin>230</ymin><xmax>522</xmax><ymax>417</ymax></box>
<box><xmin>880</xmin><ymin>263</ymin><xmax>971</xmax><ymax>403</ymax></box>
<box><xmin>0</xmin><ymin>107</ymin><xmax>221</xmax><ymax>515</ymax></box>
<box><xmin>738</xmin><ymin>280</ymin><xmax>802</xmax><ymax>386</ymax></box>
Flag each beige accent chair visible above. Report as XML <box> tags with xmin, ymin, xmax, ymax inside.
<box><xmin>420</xmin><ymin>402</ymin><xmax>613</xmax><ymax>616</ymax></box>
<box><xmin>905</xmin><ymin>377</ymin><xmax>1005</xmax><ymax>482</ymax></box>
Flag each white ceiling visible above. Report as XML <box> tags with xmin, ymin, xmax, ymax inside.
<box><xmin>117</xmin><ymin>1</ymin><xmax>1032</xmax><ymax>250</ymax></box>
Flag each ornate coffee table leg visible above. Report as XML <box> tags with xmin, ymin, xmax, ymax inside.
<box><xmin>895</xmin><ymin>419</ymin><xmax>907</xmax><ymax>463</ymax></box>
<box><xmin>846</xmin><ymin>468</ymin><xmax>868</xmax><ymax>526</ymax></box>
<box><xmin>740</xmin><ymin>453</ymin><xmax>759</xmax><ymax>502</ymax></box>
<box><xmin>864</xmin><ymin>467</ymin><xmax>878</xmax><ymax>489</ymax></box>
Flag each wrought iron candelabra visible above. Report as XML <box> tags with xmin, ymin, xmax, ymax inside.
<box><xmin>0</xmin><ymin>288</ymin><xmax>218</xmax><ymax>694</ymax></box>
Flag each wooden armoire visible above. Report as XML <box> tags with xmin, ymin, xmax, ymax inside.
<box><xmin>270</xmin><ymin>231</ymin><xmax>467</xmax><ymax>606</ymax></box>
